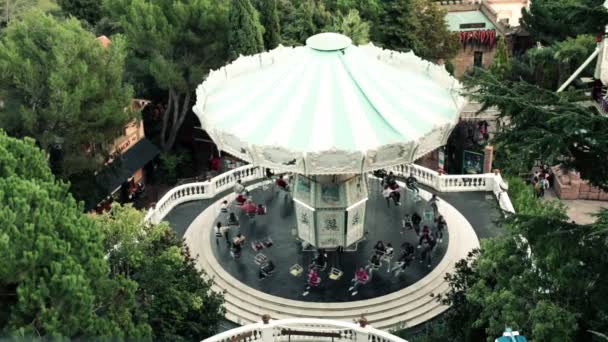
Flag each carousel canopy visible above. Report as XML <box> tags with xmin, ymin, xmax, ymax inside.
<box><xmin>194</xmin><ymin>32</ymin><xmax>466</xmax><ymax>175</ymax></box>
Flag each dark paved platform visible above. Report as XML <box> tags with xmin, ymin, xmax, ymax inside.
<box><xmin>208</xmin><ymin>182</ymin><xmax>447</xmax><ymax>302</ymax></box>
<box><xmin>165</xmin><ymin>179</ymin><xmax>502</xmax><ymax>303</ymax></box>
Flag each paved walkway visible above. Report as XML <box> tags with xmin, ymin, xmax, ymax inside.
<box><xmin>544</xmin><ymin>189</ymin><xmax>608</xmax><ymax>224</ymax></box>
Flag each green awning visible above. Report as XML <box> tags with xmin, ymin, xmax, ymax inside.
<box><xmin>96</xmin><ymin>138</ymin><xmax>159</xmax><ymax>194</ymax></box>
<box><xmin>445</xmin><ymin>11</ymin><xmax>497</xmax><ymax>32</ymax></box>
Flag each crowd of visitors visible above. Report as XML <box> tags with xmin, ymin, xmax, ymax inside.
<box><xmin>531</xmin><ymin>166</ymin><xmax>552</xmax><ymax>198</ymax></box>
<box><xmin>212</xmin><ymin>169</ymin><xmax>448</xmax><ymax>298</ymax></box>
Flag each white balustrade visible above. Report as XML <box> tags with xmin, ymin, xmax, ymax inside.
<box><xmin>145</xmin><ymin>163</ymin><xmax>515</xmax><ymax>224</ymax></box>
<box><xmin>201</xmin><ymin>318</ymin><xmax>408</xmax><ymax>342</ymax></box>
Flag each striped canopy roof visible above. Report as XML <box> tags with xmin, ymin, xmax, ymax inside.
<box><xmin>194</xmin><ymin>33</ymin><xmax>466</xmax><ymax>175</ymax></box>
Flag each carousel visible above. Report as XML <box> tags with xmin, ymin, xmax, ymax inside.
<box><xmin>193</xmin><ymin>32</ymin><xmax>466</xmax><ymax>250</ymax></box>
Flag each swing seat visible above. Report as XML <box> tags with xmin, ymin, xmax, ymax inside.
<box><xmin>290</xmin><ymin>264</ymin><xmax>303</xmax><ymax>277</ymax></box>
<box><xmin>329</xmin><ymin>268</ymin><xmax>343</xmax><ymax>280</ymax></box>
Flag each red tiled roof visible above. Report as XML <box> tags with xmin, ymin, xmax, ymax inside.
<box><xmin>96</xmin><ymin>35</ymin><xmax>111</xmax><ymax>48</ymax></box>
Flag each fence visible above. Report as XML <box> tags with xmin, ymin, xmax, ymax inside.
<box><xmin>145</xmin><ymin>163</ymin><xmax>514</xmax><ymax>224</ymax></box>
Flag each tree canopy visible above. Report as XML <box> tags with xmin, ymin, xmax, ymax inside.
<box><xmin>0</xmin><ymin>131</ymin><xmax>224</xmax><ymax>340</ymax></box>
<box><xmin>371</xmin><ymin>0</ymin><xmax>459</xmax><ymax>60</ymax></box>
<box><xmin>228</xmin><ymin>0</ymin><xmax>265</xmax><ymax>60</ymax></box>
<box><xmin>465</xmin><ymin>69</ymin><xmax>608</xmax><ymax>190</ymax></box>
<box><xmin>0</xmin><ymin>131</ymin><xmax>150</xmax><ymax>340</ymax></box>
<box><xmin>521</xmin><ymin>0</ymin><xmax>608</xmax><ymax>45</ymax></box>
<box><xmin>328</xmin><ymin>9</ymin><xmax>369</xmax><ymax>45</ymax></box>
<box><xmin>104</xmin><ymin>0</ymin><xmax>229</xmax><ymax>152</ymax></box>
<box><xmin>409</xmin><ymin>178</ymin><xmax>608</xmax><ymax>341</ymax></box>
<box><xmin>254</xmin><ymin>0</ymin><xmax>281</xmax><ymax>50</ymax></box>
<box><xmin>0</xmin><ymin>0</ymin><xmax>37</xmax><ymax>27</ymax></box>
<box><xmin>93</xmin><ymin>205</ymin><xmax>225</xmax><ymax>341</ymax></box>
<box><xmin>57</xmin><ymin>0</ymin><xmax>103</xmax><ymax>25</ymax></box>
<box><xmin>0</xmin><ymin>11</ymin><xmax>134</xmax><ymax>177</ymax></box>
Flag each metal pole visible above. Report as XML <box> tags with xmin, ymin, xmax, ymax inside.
<box><xmin>557</xmin><ymin>47</ymin><xmax>600</xmax><ymax>92</ymax></box>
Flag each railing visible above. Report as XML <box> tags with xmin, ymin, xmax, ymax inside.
<box><xmin>145</xmin><ymin>163</ymin><xmax>515</xmax><ymax>224</ymax></box>
<box><xmin>202</xmin><ymin>318</ymin><xmax>408</xmax><ymax>342</ymax></box>
<box><xmin>144</xmin><ymin>164</ymin><xmax>262</xmax><ymax>224</ymax></box>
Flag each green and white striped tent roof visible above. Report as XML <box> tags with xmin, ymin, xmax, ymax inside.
<box><xmin>194</xmin><ymin>33</ymin><xmax>466</xmax><ymax>175</ymax></box>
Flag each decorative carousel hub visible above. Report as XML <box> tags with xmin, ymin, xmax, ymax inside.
<box><xmin>293</xmin><ymin>174</ymin><xmax>368</xmax><ymax>249</ymax></box>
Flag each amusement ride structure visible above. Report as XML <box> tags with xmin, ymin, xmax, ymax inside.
<box><xmin>193</xmin><ymin>32</ymin><xmax>467</xmax><ymax>250</ymax></box>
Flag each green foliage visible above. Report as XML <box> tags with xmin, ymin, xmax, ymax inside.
<box><xmin>373</xmin><ymin>0</ymin><xmax>416</xmax><ymax>52</ymax></box>
<box><xmin>521</xmin><ymin>0</ymin><xmax>608</xmax><ymax>45</ymax></box>
<box><xmin>228</xmin><ymin>0</ymin><xmax>265</xmax><ymax>60</ymax></box>
<box><xmin>505</xmin><ymin>35</ymin><xmax>596</xmax><ymax>90</ymax></box>
<box><xmin>372</xmin><ymin>0</ymin><xmax>459</xmax><ymax>60</ymax></box>
<box><xmin>465</xmin><ymin>68</ymin><xmax>608</xmax><ymax>190</ymax></box>
<box><xmin>57</xmin><ymin>0</ymin><xmax>102</xmax><ymax>25</ymax></box>
<box><xmin>0</xmin><ymin>131</ymin><xmax>151</xmax><ymax>340</ymax></box>
<box><xmin>409</xmin><ymin>0</ymin><xmax>461</xmax><ymax>61</ymax></box>
<box><xmin>424</xmin><ymin>177</ymin><xmax>608</xmax><ymax>341</ymax></box>
<box><xmin>0</xmin><ymin>0</ymin><xmax>37</xmax><ymax>26</ymax></box>
<box><xmin>329</xmin><ymin>9</ymin><xmax>369</xmax><ymax>44</ymax></box>
<box><xmin>94</xmin><ymin>205</ymin><xmax>225</xmax><ymax>340</ymax></box>
<box><xmin>0</xmin><ymin>11</ymin><xmax>134</xmax><ymax>177</ymax></box>
<box><xmin>254</xmin><ymin>0</ymin><xmax>281</xmax><ymax>49</ymax></box>
<box><xmin>104</xmin><ymin>0</ymin><xmax>229</xmax><ymax>151</ymax></box>
<box><xmin>159</xmin><ymin>153</ymin><xmax>183</xmax><ymax>184</ymax></box>
<box><xmin>490</xmin><ymin>37</ymin><xmax>511</xmax><ymax>79</ymax></box>
<box><xmin>280</xmin><ymin>0</ymin><xmax>332</xmax><ymax>46</ymax></box>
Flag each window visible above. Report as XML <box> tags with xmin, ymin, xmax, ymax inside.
<box><xmin>474</xmin><ymin>51</ymin><xmax>483</xmax><ymax>67</ymax></box>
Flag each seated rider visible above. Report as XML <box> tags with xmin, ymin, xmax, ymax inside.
<box><xmin>243</xmin><ymin>200</ymin><xmax>257</xmax><ymax>216</ymax></box>
<box><xmin>348</xmin><ymin>267</ymin><xmax>370</xmax><ymax>295</ymax></box>
<box><xmin>235</xmin><ymin>191</ymin><xmax>248</xmax><ymax>205</ymax></box>
<box><xmin>265</xmin><ymin>168</ymin><xmax>274</xmax><ymax>179</ymax></box>
<box><xmin>310</xmin><ymin>250</ymin><xmax>327</xmax><ymax>270</ymax></box>
<box><xmin>259</xmin><ymin>260</ymin><xmax>276</xmax><ymax>279</ymax></box>
<box><xmin>256</xmin><ymin>204</ymin><xmax>267</xmax><ymax>215</ymax></box>
<box><xmin>402</xmin><ymin>214</ymin><xmax>413</xmax><ymax>231</ymax></box>
<box><xmin>373</xmin><ymin>240</ymin><xmax>386</xmax><ymax>255</ymax></box>
<box><xmin>276</xmin><ymin>175</ymin><xmax>289</xmax><ymax>191</ymax></box>
<box><xmin>406</xmin><ymin>173</ymin><xmax>419</xmax><ymax>194</ymax></box>
<box><xmin>369</xmin><ymin>253</ymin><xmax>381</xmax><ymax>269</ymax></box>
<box><xmin>227</xmin><ymin>212</ymin><xmax>240</xmax><ymax>226</ymax></box>
<box><xmin>384</xmin><ymin>243</ymin><xmax>394</xmax><ymax>259</ymax></box>
<box><xmin>393</xmin><ymin>242</ymin><xmax>416</xmax><ymax>272</ymax></box>
<box><xmin>418</xmin><ymin>226</ymin><xmax>432</xmax><ymax>247</ymax></box>
<box><xmin>383</xmin><ymin>171</ymin><xmax>397</xmax><ymax>188</ymax></box>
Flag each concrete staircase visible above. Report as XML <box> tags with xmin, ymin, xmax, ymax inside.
<box><xmin>183</xmin><ymin>182</ymin><xmax>480</xmax><ymax>331</ymax></box>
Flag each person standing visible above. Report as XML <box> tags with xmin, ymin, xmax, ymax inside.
<box><xmin>214</xmin><ymin>222</ymin><xmax>222</xmax><ymax>245</ymax></box>
<box><xmin>406</xmin><ymin>173</ymin><xmax>420</xmax><ymax>194</ymax></box>
<box><xmin>412</xmin><ymin>212</ymin><xmax>422</xmax><ymax>235</ymax></box>
<box><xmin>429</xmin><ymin>194</ymin><xmax>439</xmax><ymax>219</ymax></box>
<box><xmin>420</xmin><ymin>235</ymin><xmax>437</xmax><ymax>268</ymax></box>
<box><xmin>234</xmin><ymin>179</ymin><xmax>245</xmax><ymax>194</ymax></box>
<box><xmin>435</xmin><ymin>215</ymin><xmax>447</xmax><ymax>243</ymax></box>
<box><xmin>539</xmin><ymin>176</ymin><xmax>549</xmax><ymax>198</ymax></box>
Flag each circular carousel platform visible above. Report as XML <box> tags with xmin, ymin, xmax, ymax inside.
<box><xmin>184</xmin><ymin>178</ymin><xmax>480</xmax><ymax>329</ymax></box>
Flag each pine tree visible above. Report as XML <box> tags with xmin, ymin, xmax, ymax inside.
<box><xmin>330</xmin><ymin>9</ymin><xmax>370</xmax><ymax>45</ymax></box>
<box><xmin>228</xmin><ymin>0</ymin><xmax>265</xmax><ymax>60</ymax></box>
<box><xmin>374</xmin><ymin>0</ymin><xmax>417</xmax><ymax>52</ymax></box>
<box><xmin>281</xmin><ymin>0</ymin><xmax>316</xmax><ymax>46</ymax></box>
<box><xmin>255</xmin><ymin>0</ymin><xmax>281</xmax><ymax>49</ymax></box>
<box><xmin>490</xmin><ymin>36</ymin><xmax>511</xmax><ymax>79</ymax></box>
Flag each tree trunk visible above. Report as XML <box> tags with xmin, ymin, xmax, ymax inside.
<box><xmin>160</xmin><ymin>88</ymin><xmax>191</xmax><ymax>152</ymax></box>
